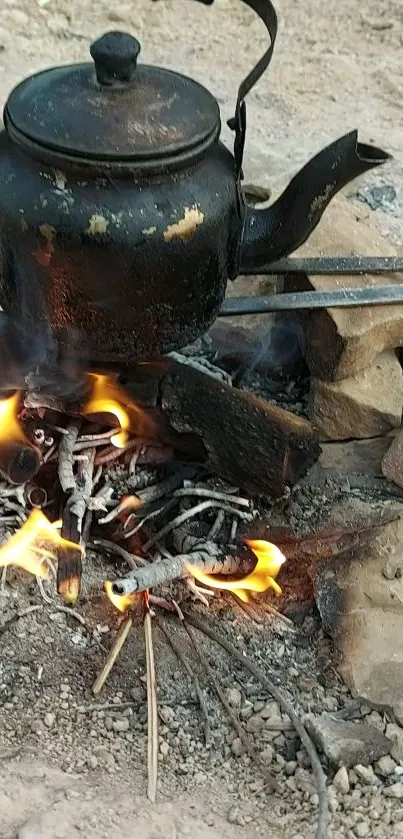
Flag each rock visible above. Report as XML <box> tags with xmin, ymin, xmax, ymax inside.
<box><xmin>375</xmin><ymin>755</ymin><xmax>397</xmax><ymax>776</ymax></box>
<box><xmin>354</xmin><ymin>823</ymin><xmax>370</xmax><ymax>837</ymax></box>
<box><xmin>112</xmin><ymin>718</ymin><xmax>129</xmax><ymax>733</ymax></box>
<box><xmin>354</xmin><ymin>764</ymin><xmax>377</xmax><ymax>785</ymax></box>
<box><xmin>310</xmin><ymin>351</ymin><xmax>403</xmax><ymax>440</ymax></box>
<box><xmin>333</xmin><ymin>766</ymin><xmax>350</xmax><ymax>794</ymax></box>
<box><xmin>231</xmin><ymin>737</ymin><xmax>244</xmax><ymax>757</ymax></box>
<box><xmin>225</xmin><ymin>688</ymin><xmax>242</xmax><ymax>708</ymax></box>
<box><xmin>386</xmin><ymin>723</ymin><xmax>403</xmax><ymax>762</ymax></box>
<box><xmin>288</xmin><ymin>194</ymin><xmax>403</xmax><ymax>381</ymax></box>
<box><xmin>382</xmin><ymin>428</ymin><xmax>403</xmax><ymax>489</ymax></box>
<box><xmin>160</xmin><ymin>740</ymin><xmax>169</xmax><ymax>756</ymax></box>
<box><xmin>260</xmin><ymin>746</ymin><xmax>275</xmax><ymax>765</ymax></box>
<box><xmin>314</xmin><ymin>516</ymin><xmax>403</xmax><ymax>722</ymax></box>
<box><xmin>44</xmin><ymin>712</ymin><xmax>55</xmax><ymax>729</ymax></box>
<box><xmin>159</xmin><ymin>706</ymin><xmax>176</xmax><ymax>726</ymax></box>
<box><xmin>239</xmin><ymin>701</ymin><xmax>253</xmax><ymax>721</ymax></box>
<box><xmin>246</xmin><ymin>714</ymin><xmax>264</xmax><ymax>734</ymax></box>
<box><xmin>384</xmin><ymin>782</ymin><xmax>403</xmax><ymax>798</ymax></box>
<box><xmin>305</xmin><ymin>713</ymin><xmax>391</xmax><ymax>768</ymax></box>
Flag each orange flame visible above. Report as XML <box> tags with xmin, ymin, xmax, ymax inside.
<box><xmin>104</xmin><ymin>579</ymin><xmax>137</xmax><ymax>613</ymax></box>
<box><xmin>0</xmin><ymin>509</ymin><xmax>82</xmax><ymax>580</ymax></box>
<box><xmin>188</xmin><ymin>539</ymin><xmax>286</xmax><ymax>603</ymax></box>
<box><xmin>84</xmin><ymin>374</ymin><xmax>132</xmax><ymax>448</ymax></box>
<box><xmin>0</xmin><ymin>391</ymin><xmax>28</xmax><ymax>445</ymax></box>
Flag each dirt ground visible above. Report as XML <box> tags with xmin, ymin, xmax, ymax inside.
<box><xmin>0</xmin><ymin>1</ymin><xmax>403</xmax><ymax>838</ymax></box>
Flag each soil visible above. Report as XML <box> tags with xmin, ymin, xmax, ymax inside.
<box><xmin>0</xmin><ymin>1</ymin><xmax>403</xmax><ymax>838</ymax></box>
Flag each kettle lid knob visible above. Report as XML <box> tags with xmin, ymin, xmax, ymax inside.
<box><xmin>90</xmin><ymin>31</ymin><xmax>141</xmax><ymax>86</ymax></box>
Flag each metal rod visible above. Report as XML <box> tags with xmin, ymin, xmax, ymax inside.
<box><xmin>239</xmin><ymin>256</ymin><xmax>403</xmax><ymax>276</ymax></box>
<box><xmin>219</xmin><ymin>283</ymin><xmax>403</xmax><ymax>315</ymax></box>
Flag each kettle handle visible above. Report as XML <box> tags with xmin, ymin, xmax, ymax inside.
<box><xmin>193</xmin><ymin>0</ymin><xmax>278</xmax><ymax>179</ymax></box>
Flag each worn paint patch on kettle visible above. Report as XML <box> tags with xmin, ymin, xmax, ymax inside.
<box><xmin>86</xmin><ymin>214</ymin><xmax>109</xmax><ymax>235</ymax></box>
<box><xmin>163</xmin><ymin>206</ymin><xmax>204</xmax><ymax>243</ymax></box>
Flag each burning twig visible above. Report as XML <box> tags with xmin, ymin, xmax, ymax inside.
<box><xmin>92</xmin><ymin>616</ymin><xmax>133</xmax><ymax>696</ymax></box>
<box><xmin>111</xmin><ymin>550</ymin><xmax>243</xmax><ymax>596</ymax></box>
<box><xmin>58</xmin><ymin>446</ymin><xmax>95</xmax><ymax>603</ymax></box>
<box><xmin>145</xmin><ymin>608</ymin><xmax>158</xmax><ymax>803</ymax></box>
<box><xmin>184</xmin><ymin>612</ymin><xmax>328</xmax><ymax>839</ymax></box>
<box><xmin>142</xmin><ymin>500</ymin><xmax>253</xmax><ymax>552</ymax></box>
<box><xmin>158</xmin><ymin>620</ymin><xmax>211</xmax><ymax>745</ymax></box>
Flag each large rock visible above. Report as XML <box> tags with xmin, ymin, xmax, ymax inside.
<box><xmin>287</xmin><ymin>195</ymin><xmax>403</xmax><ymax>381</ymax></box>
<box><xmin>310</xmin><ymin>350</ymin><xmax>403</xmax><ymax>439</ymax></box>
<box><xmin>382</xmin><ymin>428</ymin><xmax>403</xmax><ymax>489</ymax></box>
<box><xmin>313</xmin><ymin>515</ymin><xmax>403</xmax><ymax>719</ymax></box>
<box><xmin>304</xmin><ymin>713</ymin><xmax>390</xmax><ymax>768</ymax></box>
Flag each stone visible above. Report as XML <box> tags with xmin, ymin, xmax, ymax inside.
<box><xmin>44</xmin><ymin>712</ymin><xmax>55</xmax><ymax>729</ymax></box>
<box><xmin>305</xmin><ymin>713</ymin><xmax>391</xmax><ymax>768</ymax></box>
<box><xmin>314</xmin><ymin>516</ymin><xmax>403</xmax><ymax>722</ymax></box>
<box><xmin>225</xmin><ymin>688</ymin><xmax>242</xmax><ymax>708</ymax></box>
<box><xmin>354</xmin><ymin>764</ymin><xmax>377</xmax><ymax>785</ymax></box>
<box><xmin>310</xmin><ymin>350</ymin><xmax>403</xmax><ymax>440</ymax></box>
<box><xmin>386</xmin><ymin>723</ymin><xmax>403</xmax><ymax>763</ymax></box>
<box><xmin>231</xmin><ymin>737</ymin><xmax>244</xmax><ymax>757</ymax></box>
<box><xmin>160</xmin><ymin>740</ymin><xmax>169</xmax><ymax>756</ymax></box>
<box><xmin>333</xmin><ymin>766</ymin><xmax>350</xmax><ymax>794</ymax></box>
<box><xmin>287</xmin><ymin>194</ymin><xmax>403</xmax><ymax>381</ymax></box>
<box><xmin>112</xmin><ymin>718</ymin><xmax>129</xmax><ymax>733</ymax></box>
<box><xmin>354</xmin><ymin>823</ymin><xmax>370</xmax><ymax>838</ymax></box>
<box><xmin>384</xmin><ymin>782</ymin><xmax>403</xmax><ymax>798</ymax></box>
<box><xmin>382</xmin><ymin>429</ymin><xmax>403</xmax><ymax>490</ymax></box>
<box><xmin>375</xmin><ymin>755</ymin><xmax>397</xmax><ymax>776</ymax></box>
<box><xmin>246</xmin><ymin>714</ymin><xmax>264</xmax><ymax>734</ymax></box>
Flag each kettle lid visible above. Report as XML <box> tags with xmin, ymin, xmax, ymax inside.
<box><xmin>4</xmin><ymin>31</ymin><xmax>220</xmax><ymax>167</ymax></box>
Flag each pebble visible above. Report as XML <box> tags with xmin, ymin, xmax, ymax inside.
<box><xmin>112</xmin><ymin>718</ymin><xmax>130</xmax><ymax>733</ymax></box>
<box><xmin>246</xmin><ymin>714</ymin><xmax>264</xmax><ymax>734</ymax></box>
<box><xmin>160</xmin><ymin>741</ymin><xmax>169</xmax><ymax>756</ymax></box>
<box><xmin>386</xmin><ymin>723</ymin><xmax>403</xmax><ymax>762</ymax></box>
<box><xmin>239</xmin><ymin>701</ymin><xmax>253</xmax><ymax>721</ymax></box>
<box><xmin>384</xmin><ymin>782</ymin><xmax>403</xmax><ymax>798</ymax></box>
<box><xmin>353</xmin><ymin>823</ymin><xmax>370</xmax><ymax>837</ymax></box>
<box><xmin>333</xmin><ymin>766</ymin><xmax>350</xmax><ymax>794</ymax></box>
<box><xmin>225</xmin><ymin>688</ymin><xmax>242</xmax><ymax>708</ymax></box>
<box><xmin>227</xmin><ymin>806</ymin><xmax>244</xmax><ymax>826</ymax></box>
<box><xmin>354</xmin><ymin>764</ymin><xmax>377</xmax><ymax>785</ymax></box>
<box><xmin>375</xmin><ymin>755</ymin><xmax>397</xmax><ymax>776</ymax></box>
<box><xmin>44</xmin><ymin>712</ymin><xmax>55</xmax><ymax>728</ymax></box>
<box><xmin>231</xmin><ymin>737</ymin><xmax>244</xmax><ymax>757</ymax></box>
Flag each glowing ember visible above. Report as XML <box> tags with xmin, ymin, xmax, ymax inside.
<box><xmin>104</xmin><ymin>579</ymin><xmax>137</xmax><ymax>613</ymax></box>
<box><xmin>0</xmin><ymin>509</ymin><xmax>82</xmax><ymax>580</ymax></box>
<box><xmin>188</xmin><ymin>539</ymin><xmax>286</xmax><ymax>603</ymax></box>
<box><xmin>0</xmin><ymin>391</ymin><xmax>28</xmax><ymax>445</ymax></box>
<box><xmin>84</xmin><ymin>373</ymin><xmax>132</xmax><ymax>448</ymax></box>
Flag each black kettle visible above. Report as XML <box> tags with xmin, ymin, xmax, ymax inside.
<box><xmin>0</xmin><ymin>0</ymin><xmax>390</xmax><ymax>366</ymax></box>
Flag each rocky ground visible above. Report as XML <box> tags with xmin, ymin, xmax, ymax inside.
<box><xmin>0</xmin><ymin>0</ymin><xmax>403</xmax><ymax>838</ymax></box>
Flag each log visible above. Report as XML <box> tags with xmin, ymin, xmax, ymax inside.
<box><xmin>113</xmin><ymin>358</ymin><xmax>320</xmax><ymax>498</ymax></box>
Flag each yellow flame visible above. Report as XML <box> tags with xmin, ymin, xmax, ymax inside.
<box><xmin>188</xmin><ymin>539</ymin><xmax>286</xmax><ymax>603</ymax></box>
<box><xmin>104</xmin><ymin>579</ymin><xmax>137</xmax><ymax>613</ymax></box>
<box><xmin>84</xmin><ymin>374</ymin><xmax>131</xmax><ymax>448</ymax></box>
<box><xmin>0</xmin><ymin>391</ymin><xmax>28</xmax><ymax>445</ymax></box>
<box><xmin>0</xmin><ymin>509</ymin><xmax>82</xmax><ymax>579</ymax></box>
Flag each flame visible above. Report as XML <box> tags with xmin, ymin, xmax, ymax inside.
<box><xmin>104</xmin><ymin>579</ymin><xmax>137</xmax><ymax>613</ymax></box>
<box><xmin>0</xmin><ymin>392</ymin><xmax>28</xmax><ymax>445</ymax></box>
<box><xmin>188</xmin><ymin>539</ymin><xmax>286</xmax><ymax>603</ymax></box>
<box><xmin>0</xmin><ymin>509</ymin><xmax>82</xmax><ymax>580</ymax></box>
<box><xmin>84</xmin><ymin>374</ymin><xmax>131</xmax><ymax>448</ymax></box>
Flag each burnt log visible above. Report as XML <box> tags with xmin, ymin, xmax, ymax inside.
<box><xmin>114</xmin><ymin>358</ymin><xmax>320</xmax><ymax>498</ymax></box>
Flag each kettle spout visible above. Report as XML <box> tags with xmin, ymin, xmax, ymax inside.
<box><xmin>239</xmin><ymin>130</ymin><xmax>391</xmax><ymax>272</ymax></box>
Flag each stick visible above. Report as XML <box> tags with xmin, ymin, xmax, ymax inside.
<box><xmin>142</xmin><ymin>500</ymin><xmax>253</xmax><ymax>552</ymax></box>
<box><xmin>92</xmin><ymin>616</ymin><xmax>133</xmax><ymax>696</ymax></box>
<box><xmin>112</xmin><ymin>550</ymin><xmax>245</xmax><ymax>596</ymax></box>
<box><xmin>183</xmin><ymin>620</ymin><xmax>277</xmax><ymax>790</ymax></box>
<box><xmin>173</xmin><ymin>488</ymin><xmax>250</xmax><ymax>507</ymax></box>
<box><xmin>145</xmin><ymin>610</ymin><xmax>158</xmax><ymax>803</ymax></box>
<box><xmin>158</xmin><ymin>621</ymin><xmax>211</xmax><ymax>745</ymax></box>
<box><xmin>90</xmin><ymin>538</ymin><xmax>148</xmax><ymax>567</ymax></box>
<box><xmin>58</xmin><ymin>419</ymin><xmax>81</xmax><ymax>492</ymax></box>
<box><xmin>183</xmin><ymin>612</ymin><xmax>328</xmax><ymax>839</ymax></box>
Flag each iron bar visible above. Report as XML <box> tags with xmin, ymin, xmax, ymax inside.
<box><xmin>239</xmin><ymin>256</ymin><xmax>403</xmax><ymax>276</ymax></box>
<box><xmin>219</xmin><ymin>283</ymin><xmax>403</xmax><ymax>315</ymax></box>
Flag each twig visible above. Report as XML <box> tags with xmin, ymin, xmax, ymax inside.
<box><xmin>36</xmin><ymin>577</ymin><xmax>87</xmax><ymax>626</ymax></box>
<box><xmin>174</xmin><ymin>488</ymin><xmax>250</xmax><ymax>507</ymax></box>
<box><xmin>145</xmin><ymin>610</ymin><xmax>158</xmax><ymax>803</ymax></box>
<box><xmin>98</xmin><ymin>495</ymin><xmax>140</xmax><ymax>525</ymax></box>
<box><xmin>95</xmin><ymin>439</ymin><xmax>138</xmax><ymax>466</ymax></box>
<box><xmin>92</xmin><ymin>616</ymin><xmax>133</xmax><ymax>696</ymax></box>
<box><xmin>112</xmin><ymin>550</ymin><xmax>244</xmax><ymax>596</ymax></box>
<box><xmin>68</xmin><ymin>448</ymin><xmax>96</xmax><ymax>528</ymax></box>
<box><xmin>123</xmin><ymin>498</ymin><xmax>178</xmax><ymax>540</ymax></box>
<box><xmin>58</xmin><ymin>419</ymin><xmax>81</xmax><ymax>492</ymax></box>
<box><xmin>183</xmin><ymin>612</ymin><xmax>328</xmax><ymax>839</ymax></box>
<box><xmin>158</xmin><ymin>620</ymin><xmax>211</xmax><ymax>745</ymax></box>
<box><xmin>208</xmin><ymin>509</ymin><xmax>225</xmax><ymax>540</ymax></box>
<box><xmin>90</xmin><ymin>538</ymin><xmax>148</xmax><ymax>568</ymax></box>
<box><xmin>183</xmin><ymin>620</ymin><xmax>277</xmax><ymax>790</ymax></box>
<box><xmin>0</xmin><ymin>604</ymin><xmax>42</xmax><ymax>635</ymax></box>
<box><xmin>142</xmin><ymin>500</ymin><xmax>253</xmax><ymax>551</ymax></box>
